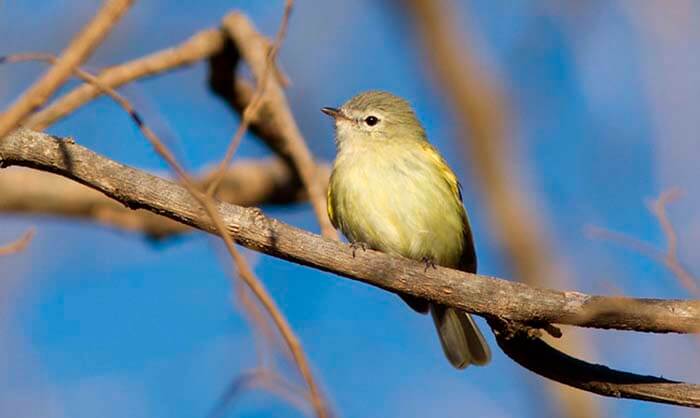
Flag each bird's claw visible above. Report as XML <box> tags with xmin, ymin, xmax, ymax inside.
<box><xmin>350</xmin><ymin>242</ymin><xmax>367</xmax><ymax>258</ymax></box>
<box><xmin>422</xmin><ymin>257</ymin><xmax>437</xmax><ymax>272</ymax></box>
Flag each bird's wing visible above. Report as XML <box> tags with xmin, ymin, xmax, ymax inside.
<box><xmin>420</xmin><ymin>142</ymin><xmax>477</xmax><ymax>273</ymax></box>
<box><xmin>326</xmin><ymin>172</ymin><xmax>339</xmax><ymax>229</ymax></box>
<box><xmin>419</xmin><ymin>141</ymin><xmax>462</xmax><ymax>202</ymax></box>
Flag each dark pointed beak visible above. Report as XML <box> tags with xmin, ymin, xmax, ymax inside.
<box><xmin>321</xmin><ymin>107</ymin><xmax>341</xmax><ymax>119</ymax></box>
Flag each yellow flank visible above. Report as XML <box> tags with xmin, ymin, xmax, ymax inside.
<box><xmin>328</xmin><ymin>138</ymin><xmax>467</xmax><ymax>268</ymax></box>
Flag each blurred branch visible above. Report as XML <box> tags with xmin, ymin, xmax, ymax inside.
<box><xmin>25</xmin><ymin>28</ymin><xmax>227</xmax><ymax>130</ymax></box>
<box><xmin>648</xmin><ymin>189</ymin><xmax>699</xmax><ymax>294</ymax></box>
<box><xmin>4</xmin><ymin>48</ymin><xmax>330</xmax><ymax>418</ymax></box>
<box><xmin>8</xmin><ymin>45</ymin><xmax>327</xmax><ymax>413</ymax></box>
<box><xmin>0</xmin><ymin>161</ymin><xmax>329</xmax><ymax>239</ymax></box>
<box><xmin>404</xmin><ymin>0</ymin><xmax>551</xmax><ymax>283</ymax></box>
<box><xmin>403</xmin><ymin>1</ymin><xmax>599</xmax><ymax>417</ymax></box>
<box><xmin>205</xmin><ymin>2</ymin><xmax>292</xmax><ymax>196</ymax></box>
<box><xmin>19</xmin><ymin>9</ymin><xmax>336</xmax><ymax>241</ymax></box>
<box><xmin>209</xmin><ymin>12</ymin><xmax>337</xmax><ymax>239</ymax></box>
<box><xmin>209</xmin><ymin>54</ymin><xmax>294</xmax><ymax>171</ymax></box>
<box><xmin>0</xmin><ymin>228</ymin><xmax>35</xmax><ymax>256</ymax></box>
<box><xmin>587</xmin><ymin>188</ymin><xmax>699</xmax><ymax>296</ymax></box>
<box><xmin>209</xmin><ymin>368</ymin><xmax>310</xmax><ymax>418</ymax></box>
<box><xmin>2</xmin><ymin>129</ymin><xmax>700</xmax><ymax>408</ymax></box>
<box><xmin>78</xmin><ymin>61</ymin><xmax>328</xmax><ymax>415</ymax></box>
<box><xmin>0</xmin><ymin>0</ymin><xmax>133</xmax><ymax>138</ymax></box>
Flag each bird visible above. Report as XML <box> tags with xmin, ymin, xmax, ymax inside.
<box><xmin>322</xmin><ymin>90</ymin><xmax>491</xmax><ymax>369</ymax></box>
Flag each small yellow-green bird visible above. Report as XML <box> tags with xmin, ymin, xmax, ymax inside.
<box><xmin>322</xmin><ymin>91</ymin><xmax>490</xmax><ymax>369</ymax></box>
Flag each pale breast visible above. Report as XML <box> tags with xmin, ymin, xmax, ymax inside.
<box><xmin>330</xmin><ymin>143</ymin><xmax>465</xmax><ymax>267</ymax></box>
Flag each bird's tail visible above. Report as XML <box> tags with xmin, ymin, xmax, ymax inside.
<box><xmin>430</xmin><ymin>304</ymin><xmax>491</xmax><ymax>369</ymax></box>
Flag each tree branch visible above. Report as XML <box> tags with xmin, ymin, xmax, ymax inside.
<box><xmin>0</xmin><ymin>228</ymin><xmax>35</xmax><ymax>256</ymax></box>
<box><xmin>17</xmin><ymin>10</ymin><xmax>334</xmax><ymax>244</ymax></box>
<box><xmin>209</xmin><ymin>12</ymin><xmax>336</xmax><ymax>239</ymax></box>
<box><xmin>490</xmin><ymin>318</ymin><xmax>700</xmax><ymax>408</ymax></box>
<box><xmin>2</xmin><ymin>128</ymin><xmax>700</xmax><ymax>407</ymax></box>
<box><xmin>25</xmin><ymin>28</ymin><xmax>227</xmax><ymax>130</ymax></box>
<box><xmin>203</xmin><ymin>2</ymin><xmax>292</xmax><ymax>197</ymax></box>
<box><xmin>0</xmin><ymin>160</ymin><xmax>329</xmax><ymax>239</ymax></box>
<box><xmin>0</xmin><ymin>0</ymin><xmax>133</xmax><ymax>138</ymax></box>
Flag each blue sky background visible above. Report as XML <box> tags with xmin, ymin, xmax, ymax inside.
<box><xmin>1</xmin><ymin>1</ymin><xmax>700</xmax><ymax>418</ymax></box>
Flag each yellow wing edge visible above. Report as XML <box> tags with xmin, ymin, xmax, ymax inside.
<box><xmin>420</xmin><ymin>142</ymin><xmax>462</xmax><ymax>202</ymax></box>
<box><xmin>326</xmin><ymin>174</ymin><xmax>338</xmax><ymax>229</ymax></box>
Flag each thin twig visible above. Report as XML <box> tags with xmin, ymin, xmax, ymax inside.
<box><xmin>25</xmin><ymin>28</ymin><xmax>228</xmax><ymax>130</ymax></box>
<box><xmin>206</xmin><ymin>0</ymin><xmax>294</xmax><ymax>197</ymax></box>
<box><xmin>648</xmin><ymin>189</ymin><xmax>699</xmax><ymax>294</ymax></box>
<box><xmin>3</xmin><ymin>56</ymin><xmax>330</xmax><ymax>418</ymax></box>
<box><xmin>0</xmin><ymin>228</ymin><xmax>35</xmax><ymax>256</ymax></box>
<box><xmin>234</xmin><ymin>276</ymin><xmax>277</xmax><ymax>367</ymax></box>
<box><xmin>587</xmin><ymin>188</ymin><xmax>699</xmax><ymax>296</ymax></box>
<box><xmin>208</xmin><ymin>368</ymin><xmax>310</xmax><ymax>418</ymax></box>
<box><xmin>215</xmin><ymin>12</ymin><xmax>337</xmax><ymax>239</ymax></box>
<box><xmin>0</xmin><ymin>0</ymin><xmax>133</xmax><ymax>138</ymax></box>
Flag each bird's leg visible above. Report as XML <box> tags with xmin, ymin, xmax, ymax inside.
<box><xmin>349</xmin><ymin>241</ymin><xmax>368</xmax><ymax>258</ymax></box>
<box><xmin>421</xmin><ymin>256</ymin><xmax>437</xmax><ymax>272</ymax></box>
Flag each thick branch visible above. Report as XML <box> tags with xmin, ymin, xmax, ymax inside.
<box><xmin>0</xmin><ymin>160</ymin><xmax>329</xmax><ymax>239</ymax></box>
<box><xmin>2</xmin><ymin>128</ymin><xmax>700</xmax><ymax>407</ymax></box>
<box><xmin>1</xmin><ymin>129</ymin><xmax>698</xmax><ymax>332</ymax></box>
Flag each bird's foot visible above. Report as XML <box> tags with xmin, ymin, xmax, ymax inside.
<box><xmin>349</xmin><ymin>241</ymin><xmax>368</xmax><ymax>258</ymax></box>
<box><xmin>421</xmin><ymin>257</ymin><xmax>437</xmax><ymax>272</ymax></box>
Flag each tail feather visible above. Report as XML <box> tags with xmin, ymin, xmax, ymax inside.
<box><xmin>430</xmin><ymin>304</ymin><xmax>491</xmax><ymax>369</ymax></box>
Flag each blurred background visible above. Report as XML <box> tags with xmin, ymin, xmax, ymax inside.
<box><xmin>1</xmin><ymin>1</ymin><xmax>699</xmax><ymax>417</ymax></box>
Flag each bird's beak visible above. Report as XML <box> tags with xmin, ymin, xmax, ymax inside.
<box><xmin>321</xmin><ymin>107</ymin><xmax>342</xmax><ymax>119</ymax></box>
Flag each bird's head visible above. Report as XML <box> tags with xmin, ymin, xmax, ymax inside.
<box><xmin>322</xmin><ymin>90</ymin><xmax>426</xmax><ymax>149</ymax></box>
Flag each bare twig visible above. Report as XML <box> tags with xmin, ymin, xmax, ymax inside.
<box><xmin>234</xmin><ymin>279</ymin><xmax>278</xmax><ymax>367</ymax></box>
<box><xmin>209</xmin><ymin>368</ymin><xmax>310</xmax><ymax>418</ymax></box>
<box><xmin>0</xmin><ymin>229</ymin><xmax>35</xmax><ymax>256</ymax></box>
<box><xmin>0</xmin><ymin>0</ymin><xmax>133</xmax><ymax>138</ymax></box>
<box><xmin>137</xmin><ymin>117</ymin><xmax>330</xmax><ymax>418</ymax></box>
<box><xmin>2</xmin><ymin>53</ymin><xmax>330</xmax><ymax>417</ymax></box>
<box><xmin>56</xmin><ymin>60</ymin><xmax>330</xmax><ymax>417</ymax></box>
<box><xmin>212</xmin><ymin>12</ymin><xmax>337</xmax><ymax>239</ymax></box>
<box><xmin>25</xmin><ymin>28</ymin><xmax>228</xmax><ymax>130</ymax></box>
<box><xmin>15</xmin><ymin>9</ymin><xmax>334</xmax><ymax>244</ymax></box>
<box><xmin>3</xmin><ymin>129</ymin><xmax>700</xmax><ymax>409</ymax></box>
<box><xmin>150</xmin><ymin>147</ymin><xmax>331</xmax><ymax>418</ymax></box>
<box><xmin>12</xmin><ymin>12</ymin><xmax>335</xmax><ymax>242</ymax></box>
<box><xmin>648</xmin><ymin>189</ymin><xmax>698</xmax><ymax>294</ymax></box>
<box><xmin>205</xmin><ymin>1</ymin><xmax>293</xmax><ymax>196</ymax></box>
<box><xmin>587</xmin><ymin>188</ymin><xmax>699</xmax><ymax>296</ymax></box>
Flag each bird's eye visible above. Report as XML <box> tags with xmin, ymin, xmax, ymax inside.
<box><xmin>364</xmin><ymin>116</ymin><xmax>379</xmax><ymax>126</ymax></box>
